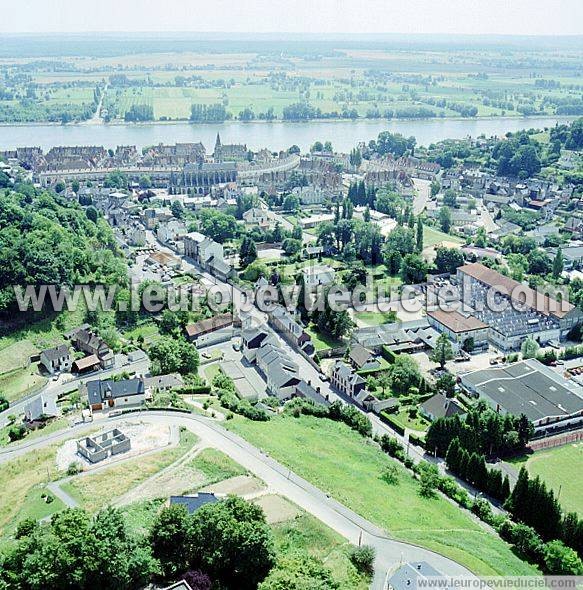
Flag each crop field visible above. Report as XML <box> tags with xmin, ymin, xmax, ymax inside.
<box><xmin>2</xmin><ymin>40</ymin><xmax>582</xmax><ymax>123</ymax></box>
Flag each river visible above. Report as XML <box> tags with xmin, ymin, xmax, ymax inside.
<box><xmin>0</xmin><ymin>116</ymin><xmax>574</xmax><ymax>152</ymax></box>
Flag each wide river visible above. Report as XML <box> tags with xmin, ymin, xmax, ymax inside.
<box><xmin>0</xmin><ymin>116</ymin><xmax>575</xmax><ymax>152</ymax></box>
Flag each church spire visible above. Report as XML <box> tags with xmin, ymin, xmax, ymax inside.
<box><xmin>215</xmin><ymin>132</ymin><xmax>221</xmax><ymax>150</ymax></box>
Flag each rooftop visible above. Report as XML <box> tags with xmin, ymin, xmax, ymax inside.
<box><xmin>427</xmin><ymin>309</ymin><xmax>489</xmax><ymax>333</ymax></box>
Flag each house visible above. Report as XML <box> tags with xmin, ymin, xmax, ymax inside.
<box><xmin>329</xmin><ymin>360</ymin><xmax>366</xmax><ymax>398</ymax></box>
<box><xmin>268</xmin><ymin>306</ymin><xmax>314</xmax><ymax>354</ymax></box>
<box><xmin>143</xmin><ymin>373</ymin><xmax>185</xmax><ymax>393</ymax></box>
<box><xmin>71</xmin><ymin>329</ymin><xmax>115</xmax><ymax>369</ymax></box>
<box><xmin>163</xmin><ymin>582</ymin><xmax>193</xmax><ymax>590</ymax></box>
<box><xmin>302</xmin><ymin>245</ymin><xmax>325</xmax><ymax>259</ymax></box>
<box><xmin>255</xmin><ymin>341</ymin><xmax>301</xmax><ymax>399</ymax></box>
<box><xmin>548</xmin><ymin>246</ymin><xmax>583</xmax><ymax>271</ymax></box>
<box><xmin>23</xmin><ymin>395</ymin><xmax>58</xmax><ymax>423</ymax></box>
<box><xmin>169</xmin><ymin>493</ymin><xmax>221</xmax><ymax>514</ymax></box>
<box><xmin>39</xmin><ymin>344</ymin><xmax>72</xmax><ymax>375</ymax></box>
<box><xmin>349</xmin><ymin>344</ymin><xmax>381</xmax><ymax>372</ymax></box>
<box><xmin>241</xmin><ymin>328</ymin><xmax>271</xmax><ymax>362</ymax></box>
<box><xmin>564</xmin><ymin>216</ymin><xmax>583</xmax><ymax>238</ymax></box>
<box><xmin>292</xmin><ymin>185</ymin><xmax>331</xmax><ymax>205</ymax></box>
<box><xmin>301</xmin><ymin>265</ymin><xmax>336</xmax><ymax>287</ymax></box>
<box><xmin>420</xmin><ymin>393</ymin><xmax>465</xmax><ymax>421</ymax></box>
<box><xmin>157</xmin><ymin>219</ymin><xmax>187</xmax><ymax>244</ymax></box>
<box><xmin>243</xmin><ymin>207</ymin><xmax>271</xmax><ymax>227</ymax></box>
<box><xmin>184</xmin><ymin>313</ymin><xmax>234</xmax><ymax>347</ymax></box>
<box><xmin>84</xmin><ymin>378</ymin><xmax>146</xmax><ymax>412</ymax></box>
<box><xmin>207</xmin><ymin>256</ymin><xmax>235</xmax><ymax>282</ymax></box>
<box><xmin>426</xmin><ymin>309</ymin><xmax>489</xmax><ymax>352</ymax></box>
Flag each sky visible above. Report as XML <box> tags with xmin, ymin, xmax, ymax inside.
<box><xmin>1</xmin><ymin>0</ymin><xmax>582</xmax><ymax>36</ymax></box>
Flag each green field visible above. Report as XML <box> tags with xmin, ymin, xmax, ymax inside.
<box><xmin>423</xmin><ymin>226</ymin><xmax>465</xmax><ymax>248</ymax></box>
<box><xmin>227</xmin><ymin>414</ymin><xmax>539</xmax><ymax>576</ymax></box>
<box><xmin>509</xmin><ymin>443</ymin><xmax>583</xmax><ymax>516</ymax></box>
<box><xmin>354</xmin><ymin>310</ymin><xmax>397</xmax><ymax>327</ymax></box>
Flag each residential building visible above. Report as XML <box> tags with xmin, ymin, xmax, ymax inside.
<box><xmin>420</xmin><ymin>393</ymin><xmax>465</xmax><ymax>421</ymax></box>
<box><xmin>349</xmin><ymin>343</ymin><xmax>381</xmax><ymax>372</ymax></box>
<box><xmin>185</xmin><ymin>313</ymin><xmax>234</xmax><ymax>347</ymax></box>
<box><xmin>143</xmin><ymin>373</ymin><xmax>185</xmax><ymax>393</ymax></box>
<box><xmin>255</xmin><ymin>341</ymin><xmax>301</xmax><ymax>399</ymax></box>
<box><xmin>388</xmin><ymin>562</ymin><xmax>452</xmax><ymax>590</ymax></box>
<box><xmin>301</xmin><ymin>265</ymin><xmax>336</xmax><ymax>287</ymax></box>
<box><xmin>268</xmin><ymin>305</ymin><xmax>314</xmax><ymax>354</ymax></box>
<box><xmin>24</xmin><ymin>395</ymin><xmax>58</xmax><ymax>422</ymax></box>
<box><xmin>242</xmin><ymin>207</ymin><xmax>271</xmax><ymax>227</ymax></box>
<box><xmin>70</xmin><ymin>329</ymin><xmax>114</xmax><ymax>369</ymax></box>
<box><xmin>292</xmin><ymin>185</ymin><xmax>331</xmax><ymax>205</ymax></box>
<box><xmin>84</xmin><ymin>378</ymin><xmax>146</xmax><ymax>412</ymax></box>
<box><xmin>329</xmin><ymin>360</ymin><xmax>366</xmax><ymax>398</ymax></box>
<box><xmin>39</xmin><ymin>344</ymin><xmax>72</xmax><ymax>375</ymax></box>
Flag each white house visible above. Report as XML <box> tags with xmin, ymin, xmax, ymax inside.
<box><xmin>301</xmin><ymin>265</ymin><xmax>336</xmax><ymax>287</ymax></box>
<box><xmin>39</xmin><ymin>344</ymin><xmax>72</xmax><ymax>375</ymax></box>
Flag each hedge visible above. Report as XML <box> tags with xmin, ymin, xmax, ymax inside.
<box><xmin>380</xmin><ymin>412</ymin><xmax>406</xmax><ymax>436</ymax></box>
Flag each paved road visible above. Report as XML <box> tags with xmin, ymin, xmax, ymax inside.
<box><xmin>0</xmin><ymin>410</ymin><xmax>477</xmax><ymax>589</ymax></box>
<box><xmin>0</xmin><ymin>356</ymin><xmax>150</xmax><ymax>428</ymax></box>
<box><xmin>412</xmin><ymin>178</ymin><xmax>432</xmax><ymax>215</ymax></box>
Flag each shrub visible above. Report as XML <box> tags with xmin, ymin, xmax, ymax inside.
<box><xmin>66</xmin><ymin>461</ymin><xmax>83</xmax><ymax>476</ymax></box>
<box><xmin>349</xmin><ymin>545</ymin><xmax>376</xmax><ymax>576</ymax></box>
<box><xmin>381</xmin><ymin>464</ymin><xmax>399</xmax><ymax>486</ymax></box>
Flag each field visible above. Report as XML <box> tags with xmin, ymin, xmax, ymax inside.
<box><xmin>227</xmin><ymin>414</ymin><xmax>539</xmax><ymax>576</ymax></box>
<box><xmin>423</xmin><ymin>226</ymin><xmax>465</xmax><ymax>248</ymax></box>
<box><xmin>2</xmin><ymin>37</ymin><xmax>583</xmax><ymax>122</ymax></box>
<box><xmin>508</xmin><ymin>443</ymin><xmax>583</xmax><ymax>516</ymax></box>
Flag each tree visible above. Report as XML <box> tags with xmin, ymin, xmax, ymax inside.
<box><xmin>349</xmin><ymin>546</ymin><xmax>375</xmax><ymax>576</ymax></box>
<box><xmin>171</xmin><ymin>200</ymin><xmax>185</xmax><ymax>219</ymax></box>
<box><xmin>389</xmin><ymin>355</ymin><xmax>422</xmax><ymax>395</ymax></box>
<box><xmin>431</xmin><ymin>333</ymin><xmax>454</xmax><ymax>369</ymax></box>
<box><xmin>282</xmin><ymin>238</ymin><xmax>302</xmax><ymax>256</ymax></box>
<box><xmin>552</xmin><ymin>248</ymin><xmax>564</xmax><ymax>279</ymax></box>
<box><xmin>521</xmin><ymin>337</ymin><xmax>539</xmax><ymax>360</ymax></box>
<box><xmin>198</xmin><ymin>209</ymin><xmax>237</xmax><ymax>243</ymax></box>
<box><xmin>436</xmin><ymin>372</ymin><xmax>456</xmax><ymax>397</ymax></box>
<box><xmin>438</xmin><ymin>206</ymin><xmax>452</xmax><ymax>233</ymax></box>
<box><xmin>149</xmin><ymin>337</ymin><xmax>199</xmax><ymax>375</ymax></box>
<box><xmin>434</xmin><ymin>247</ymin><xmax>464</xmax><ymax>274</ymax></box>
<box><xmin>430</xmin><ymin>180</ymin><xmax>440</xmax><ymax>197</ymax></box>
<box><xmin>190</xmin><ymin>497</ymin><xmax>276</xmax><ymax>590</ymax></box>
<box><xmin>182</xmin><ymin>570</ymin><xmax>212</xmax><ymax>590</ymax></box>
<box><xmin>0</xmin><ymin>394</ymin><xmax>8</xmax><ymax>412</ymax></box>
<box><xmin>259</xmin><ymin>554</ymin><xmax>338</xmax><ymax>590</ymax></box>
<box><xmin>544</xmin><ymin>540</ymin><xmax>583</xmax><ymax>575</ymax></box>
<box><xmin>71</xmin><ymin>180</ymin><xmax>80</xmax><ymax>193</ymax></box>
<box><xmin>85</xmin><ymin>206</ymin><xmax>98</xmax><ymax>223</ymax></box>
<box><xmin>149</xmin><ymin>504</ymin><xmax>192</xmax><ymax>578</ymax></box>
<box><xmin>139</xmin><ymin>175</ymin><xmax>152</xmax><ymax>189</ymax></box>
<box><xmin>527</xmin><ymin>249</ymin><xmax>551</xmax><ymax>275</ymax></box>
<box><xmin>384</xmin><ymin>226</ymin><xmax>415</xmax><ymax>256</ymax></box>
<box><xmin>316</xmin><ymin>287</ymin><xmax>353</xmax><ymax>340</ymax></box>
<box><xmin>416</xmin><ymin>217</ymin><xmax>424</xmax><ymax>252</ymax></box>
<box><xmin>400</xmin><ymin>253</ymin><xmax>428</xmax><ymax>284</ymax></box>
<box><xmin>418</xmin><ymin>462</ymin><xmax>439</xmax><ymax>498</ymax></box>
<box><xmin>239</xmin><ymin>236</ymin><xmax>258</xmax><ymax>268</ymax></box>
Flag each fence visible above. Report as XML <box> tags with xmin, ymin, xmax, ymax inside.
<box><xmin>529</xmin><ymin>429</ymin><xmax>583</xmax><ymax>451</ymax></box>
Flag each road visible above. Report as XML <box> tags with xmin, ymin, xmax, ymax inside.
<box><xmin>0</xmin><ymin>355</ymin><xmax>150</xmax><ymax>428</ymax></box>
<box><xmin>0</xmin><ymin>410</ymin><xmax>477</xmax><ymax>589</ymax></box>
<box><xmin>412</xmin><ymin>178</ymin><xmax>432</xmax><ymax>215</ymax></box>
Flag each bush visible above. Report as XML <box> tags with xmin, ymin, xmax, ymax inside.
<box><xmin>349</xmin><ymin>545</ymin><xmax>376</xmax><ymax>576</ymax></box>
<box><xmin>381</xmin><ymin>464</ymin><xmax>399</xmax><ymax>486</ymax></box>
<box><xmin>66</xmin><ymin>461</ymin><xmax>83</xmax><ymax>476</ymax></box>
<box><xmin>0</xmin><ymin>395</ymin><xmax>8</xmax><ymax>412</ymax></box>
<box><xmin>8</xmin><ymin>424</ymin><xmax>26</xmax><ymax>442</ymax></box>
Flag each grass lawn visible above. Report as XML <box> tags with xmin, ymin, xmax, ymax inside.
<box><xmin>0</xmin><ymin>364</ymin><xmax>47</xmax><ymax>403</ymax></box>
<box><xmin>0</xmin><ymin>441</ymin><xmax>65</xmax><ymax>538</ymax></box>
<box><xmin>190</xmin><ymin>447</ymin><xmax>246</xmax><ymax>483</ymax></box>
<box><xmin>423</xmin><ymin>226</ymin><xmax>464</xmax><ymax>248</ymax></box>
<box><xmin>60</xmin><ymin>429</ymin><xmax>198</xmax><ymax>512</ymax></box>
<box><xmin>273</xmin><ymin>511</ymin><xmax>370</xmax><ymax>590</ymax></box>
<box><xmin>391</xmin><ymin>406</ymin><xmax>431</xmax><ymax>433</ymax></box>
<box><xmin>507</xmin><ymin>443</ymin><xmax>583</xmax><ymax>516</ymax></box>
<box><xmin>354</xmin><ymin>311</ymin><xmax>397</xmax><ymax>327</ymax></box>
<box><xmin>227</xmin><ymin>414</ymin><xmax>538</xmax><ymax>577</ymax></box>
<box><xmin>203</xmin><ymin>362</ymin><xmax>221</xmax><ymax>383</ymax></box>
<box><xmin>122</xmin><ymin>320</ymin><xmax>161</xmax><ymax>345</ymax></box>
<box><xmin>305</xmin><ymin>325</ymin><xmax>343</xmax><ymax>352</ymax></box>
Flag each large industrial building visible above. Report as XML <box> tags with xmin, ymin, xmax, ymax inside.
<box><xmin>459</xmin><ymin>359</ymin><xmax>583</xmax><ymax>436</ymax></box>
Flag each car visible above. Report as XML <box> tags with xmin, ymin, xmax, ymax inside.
<box><xmin>232</xmin><ymin>341</ymin><xmax>241</xmax><ymax>351</ymax></box>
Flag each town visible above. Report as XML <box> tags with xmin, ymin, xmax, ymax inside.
<box><xmin>1</xmin><ymin>19</ymin><xmax>583</xmax><ymax>590</ymax></box>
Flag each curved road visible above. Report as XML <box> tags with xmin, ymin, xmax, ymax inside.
<box><xmin>0</xmin><ymin>410</ymin><xmax>476</xmax><ymax>589</ymax></box>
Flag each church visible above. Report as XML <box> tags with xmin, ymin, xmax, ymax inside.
<box><xmin>213</xmin><ymin>133</ymin><xmax>248</xmax><ymax>163</ymax></box>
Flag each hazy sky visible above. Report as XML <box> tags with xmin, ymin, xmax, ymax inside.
<box><xmin>1</xmin><ymin>0</ymin><xmax>582</xmax><ymax>36</ymax></box>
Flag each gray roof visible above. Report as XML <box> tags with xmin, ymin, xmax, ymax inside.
<box><xmin>421</xmin><ymin>393</ymin><xmax>465</xmax><ymax>420</ymax></box>
<box><xmin>349</xmin><ymin>343</ymin><xmax>375</xmax><ymax>369</ymax></box>
<box><xmin>388</xmin><ymin>562</ymin><xmax>452</xmax><ymax>590</ymax></box>
<box><xmin>460</xmin><ymin>359</ymin><xmax>583</xmax><ymax>422</ymax></box>
<box><xmin>41</xmin><ymin>344</ymin><xmax>70</xmax><ymax>361</ymax></box>
<box><xmin>143</xmin><ymin>374</ymin><xmax>184</xmax><ymax>390</ymax></box>
<box><xmin>24</xmin><ymin>395</ymin><xmax>58</xmax><ymax>421</ymax></box>
<box><xmin>169</xmin><ymin>493</ymin><xmax>220</xmax><ymax>514</ymax></box>
<box><xmin>86</xmin><ymin>378</ymin><xmax>145</xmax><ymax>405</ymax></box>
